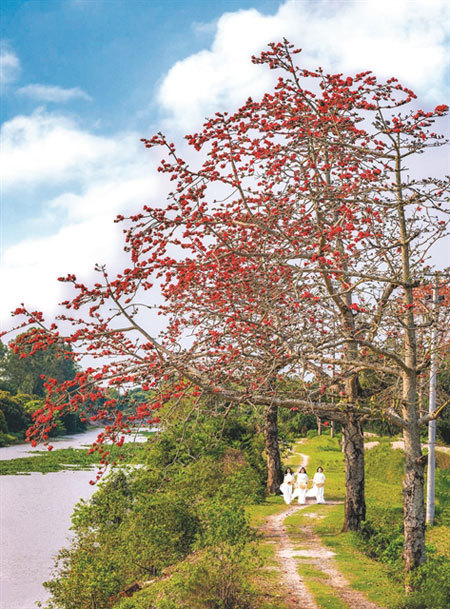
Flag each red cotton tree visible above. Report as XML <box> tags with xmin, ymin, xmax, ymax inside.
<box><xmin>6</xmin><ymin>41</ymin><xmax>449</xmax><ymax>579</ymax></box>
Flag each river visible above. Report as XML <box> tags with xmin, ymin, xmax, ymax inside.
<box><xmin>0</xmin><ymin>428</ymin><xmax>148</xmax><ymax>609</ymax></box>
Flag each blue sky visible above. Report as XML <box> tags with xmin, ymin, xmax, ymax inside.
<box><xmin>1</xmin><ymin>0</ymin><xmax>449</xmax><ymax>326</ymax></box>
<box><xmin>1</xmin><ymin>0</ymin><xmax>278</xmax><ymax>129</ymax></box>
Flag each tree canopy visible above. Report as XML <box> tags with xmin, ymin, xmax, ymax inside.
<box><xmin>4</xmin><ymin>40</ymin><xmax>449</xmax><ymax>575</ymax></box>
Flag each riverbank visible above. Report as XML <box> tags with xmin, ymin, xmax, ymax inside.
<box><xmin>0</xmin><ymin>427</ymin><xmax>150</xmax><ymax>609</ymax></box>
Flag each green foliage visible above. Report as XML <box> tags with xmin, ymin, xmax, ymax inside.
<box><xmin>0</xmin><ymin>431</ymin><xmax>17</xmax><ymax>447</ymax></box>
<box><xmin>358</xmin><ymin>506</ymin><xmax>404</xmax><ymax>568</ymax></box>
<box><xmin>278</xmin><ymin>408</ymin><xmax>317</xmax><ymax>439</ymax></box>
<box><xmin>42</xmin><ymin>409</ymin><xmax>268</xmax><ymax>609</ymax></box>
<box><xmin>2</xmin><ymin>331</ymin><xmax>78</xmax><ymax>397</ymax></box>
<box><xmin>195</xmin><ymin>498</ymin><xmax>256</xmax><ymax>549</ymax></box>
<box><xmin>435</xmin><ymin>469</ymin><xmax>450</xmax><ymax>525</ymax></box>
<box><xmin>0</xmin><ymin>390</ymin><xmax>31</xmax><ymax>433</ymax></box>
<box><xmin>0</xmin><ymin>408</ymin><xmax>7</xmax><ymax>433</ymax></box>
<box><xmin>396</xmin><ymin>553</ymin><xmax>450</xmax><ymax>609</ymax></box>
<box><xmin>0</xmin><ymin>332</ymin><xmax>87</xmax><ymax>443</ymax></box>
<box><xmin>121</xmin><ymin>543</ymin><xmax>261</xmax><ymax>609</ymax></box>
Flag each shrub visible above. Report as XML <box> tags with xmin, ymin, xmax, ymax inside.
<box><xmin>394</xmin><ymin>553</ymin><xmax>450</xmax><ymax>609</ymax></box>
<box><xmin>434</xmin><ymin>469</ymin><xmax>450</xmax><ymax>525</ymax></box>
<box><xmin>0</xmin><ymin>409</ymin><xmax>8</xmax><ymax>433</ymax></box>
<box><xmin>358</xmin><ymin>505</ymin><xmax>404</xmax><ymax>568</ymax></box>
<box><xmin>435</xmin><ymin>450</ymin><xmax>450</xmax><ymax>470</ymax></box>
<box><xmin>117</xmin><ymin>543</ymin><xmax>261</xmax><ymax>609</ymax></box>
<box><xmin>0</xmin><ymin>391</ymin><xmax>30</xmax><ymax>433</ymax></box>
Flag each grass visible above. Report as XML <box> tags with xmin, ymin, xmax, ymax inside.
<box><xmin>0</xmin><ymin>442</ymin><xmax>147</xmax><ymax>475</ymax></box>
<box><xmin>312</xmin><ymin>505</ymin><xmax>405</xmax><ymax>608</ymax></box>
<box><xmin>295</xmin><ymin>562</ymin><xmax>347</xmax><ymax>609</ymax></box>
<box><xmin>246</xmin><ymin>497</ymin><xmax>289</xmax><ymax>608</ymax></box>
<box><xmin>279</xmin><ymin>432</ymin><xmax>450</xmax><ymax>609</ymax></box>
<box><xmin>281</xmin><ymin>435</ymin><xmax>407</xmax><ymax>608</ymax></box>
<box><xmin>284</xmin><ymin>433</ymin><xmax>346</xmax><ymax>501</ymax></box>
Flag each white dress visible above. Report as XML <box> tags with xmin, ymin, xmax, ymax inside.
<box><xmin>280</xmin><ymin>473</ymin><xmax>295</xmax><ymax>504</ymax></box>
<box><xmin>312</xmin><ymin>472</ymin><xmax>326</xmax><ymax>503</ymax></box>
<box><xmin>295</xmin><ymin>473</ymin><xmax>309</xmax><ymax>504</ymax></box>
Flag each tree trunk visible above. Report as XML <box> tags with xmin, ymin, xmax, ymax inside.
<box><xmin>396</xmin><ymin>149</ymin><xmax>426</xmax><ymax>580</ymax></box>
<box><xmin>402</xmin><ymin>366</ymin><xmax>426</xmax><ymax>578</ymax></box>
<box><xmin>402</xmin><ymin>423</ymin><xmax>426</xmax><ymax>577</ymax></box>
<box><xmin>342</xmin><ymin>416</ymin><xmax>366</xmax><ymax>531</ymax></box>
<box><xmin>263</xmin><ymin>401</ymin><xmax>282</xmax><ymax>494</ymax></box>
<box><xmin>317</xmin><ymin>416</ymin><xmax>322</xmax><ymax>435</ymax></box>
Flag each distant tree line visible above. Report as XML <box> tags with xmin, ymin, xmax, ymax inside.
<box><xmin>0</xmin><ymin>332</ymin><xmax>86</xmax><ymax>445</ymax></box>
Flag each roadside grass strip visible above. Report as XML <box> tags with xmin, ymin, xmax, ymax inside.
<box><xmin>247</xmin><ymin>497</ymin><xmax>290</xmax><ymax>608</ymax></box>
<box><xmin>295</xmin><ymin>562</ymin><xmax>348</xmax><ymax>609</ymax></box>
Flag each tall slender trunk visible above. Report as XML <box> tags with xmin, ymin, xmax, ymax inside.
<box><xmin>342</xmin><ymin>416</ymin><xmax>366</xmax><ymax>531</ymax></box>
<box><xmin>263</xmin><ymin>401</ymin><xmax>282</xmax><ymax>494</ymax></box>
<box><xmin>395</xmin><ymin>148</ymin><xmax>426</xmax><ymax>579</ymax></box>
<box><xmin>341</xmin><ymin>347</ymin><xmax>366</xmax><ymax>531</ymax></box>
<box><xmin>402</xmin><ymin>372</ymin><xmax>426</xmax><ymax>576</ymax></box>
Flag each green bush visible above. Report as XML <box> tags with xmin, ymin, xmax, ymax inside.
<box><xmin>394</xmin><ymin>553</ymin><xmax>450</xmax><ymax>609</ymax></box>
<box><xmin>117</xmin><ymin>543</ymin><xmax>261</xmax><ymax>609</ymax></box>
<box><xmin>0</xmin><ymin>409</ymin><xmax>7</xmax><ymax>433</ymax></box>
<box><xmin>435</xmin><ymin>469</ymin><xmax>450</xmax><ymax>525</ymax></box>
<box><xmin>42</xmin><ymin>414</ymin><xmax>265</xmax><ymax>609</ymax></box>
<box><xmin>0</xmin><ymin>390</ymin><xmax>30</xmax><ymax>433</ymax></box>
<box><xmin>358</xmin><ymin>505</ymin><xmax>404</xmax><ymax>568</ymax></box>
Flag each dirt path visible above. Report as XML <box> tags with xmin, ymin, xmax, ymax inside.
<box><xmin>261</xmin><ymin>451</ymin><xmax>385</xmax><ymax>609</ymax></box>
<box><xmin>296</xmin><ymin>521</ymin><xmax>385</xmax><ymax>609</ymax></box>
<box><xmin>392</xmin><ymin>440</ymin><xmax>450</xmax><ymax>454</ymax></box>
<box><xmin>263</xmin><ymin>502</ymin><xmax>318</xmax><ymax>608</ymax></box>
<box><xmin>262</xmin><ymin>452</ymin><xmax>318</xmax><ymax>608</ymax></box>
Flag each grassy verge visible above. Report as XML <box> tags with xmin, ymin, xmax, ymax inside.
<box><xmin>247</xmin><ymin>496</ymin><xmax>289</xmax><ymax>609</ymax></box>
<box><xmin>294</xmin><ymin>562</ymin><xmax>347</xmax><ymax>609</ymax></box>
<box><xmin>283</xmin><ymin>433</ymin><xmax>449</xmax><ymax>609</ymax></box>
<box><xmin>285</xmin><ymin>434</ymin><xmax>346</xmax><ymax>501</ymax></box>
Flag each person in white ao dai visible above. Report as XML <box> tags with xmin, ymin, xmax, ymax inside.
<box><xmin>295</xmin><ymin>467</ymin><xmax>308</xmax><ymax>504</ymax></box>
<box><xmin>280</xmin><ymin>468</ymin><xmax>295</xmax><ymax>504</ymax></box>
<box><xmin>312</xmin><ymin>466</ymin><xmax>326</xmax><ymax>504</ymax></box>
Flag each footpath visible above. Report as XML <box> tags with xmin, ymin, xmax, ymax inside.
<box><xmin>261</xmin><ymin>451</ymin><xmax>385</xmax><ymax>609</ymax></box>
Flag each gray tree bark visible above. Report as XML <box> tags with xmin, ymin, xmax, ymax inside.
<box><xmin>263</xmin><ymin>401</ymin><xmax>282</xmax><ymax>494</ymax></box>
<box><xmin>342</xmin><ymin>416</ymin><xmax>366</xmax><ymax>531</ymax></box>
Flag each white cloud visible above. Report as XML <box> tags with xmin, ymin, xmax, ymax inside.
<box><xmin>0</xmin><ymin>176</ymin><xmax>159</xmax><ymax>325</ymax></box>
<box><xmin>0</xmin><ymin>109</ymin><xmax>166</xmax><ymax>326</ymax></box>
<box><xmin>2</xmin><ymin>0</ymin><xmax>449</xmax><ymax>327</ymax></box>
<box><xmin>0</xmin><ymin>44</ymin><xmax>20</xmax><ymax>85</ymax></box>
<box><xmin>0</xmin><ymin>158</ymin><xmax>165</xmax><ymax>327</ymax></box>
<box><xmin>159</xmin><ymin>0</ymin><xmax>450</xmax><ymax>129</ymax></box>
<box><xmin>17</xmin><ymin>84</ymin><xmax>92</xmax><ymax>103</ymax></box>
<box><xmin>0</xmin><ymin>110</ymin><xmax>141</xmax><ymax>192</ymax></box>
